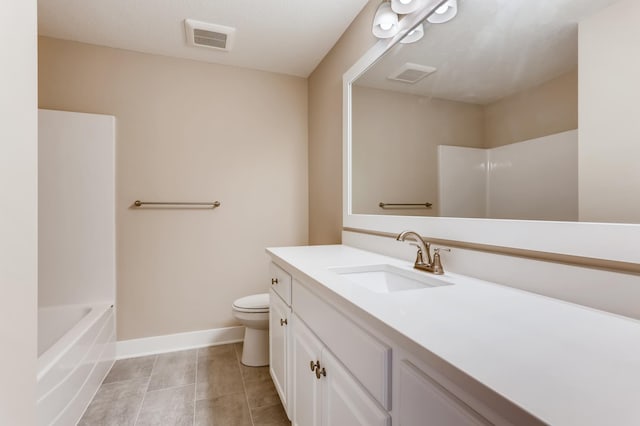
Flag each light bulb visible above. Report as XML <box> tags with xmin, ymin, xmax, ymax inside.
<box><xmin>435</xmin><ymin>4</ymin><xmax>449</xmax><ymax>14</ymax></box>
<box><xmin>372</xmin><ymin>2</ymin><xmax>399</xmax><ymax>38</ymax></box>
<box><xmin>391</xmin><ymin>0</ymin><xmax>422</xmax><ymax>15</ymax></box>
<box><xmin>427</xmin><ymin>0</ymin><xmax>457</xmax><ymax>24</ymax></box>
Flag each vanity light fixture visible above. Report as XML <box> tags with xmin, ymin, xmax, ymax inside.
<box><xmin>374</xmin><ymin>0</ymin><xmax>457</xmax><ymax>42</ymax></box>
<box><xmin>426</xmin><ymin>0</ymin><xmax>458</xmax><ymax>24</ymax></box>
<box><xmin>372</xmin><ymin>1</ymin><xmax>400</xmax><ymax>39</ymax></box>
<box><xmin>400</xmin><ymin>23</ymin><xmax>424</xmax><ymax>44</ymax></box>
<box><xmin>390</xmin><ymin>0</ymin><xmax>425</xmax><ymax>15</ymax></box>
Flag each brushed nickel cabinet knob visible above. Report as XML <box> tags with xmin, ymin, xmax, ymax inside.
<box><xmin>315</xmin><ymin>367</ymin><xmax>326</xmax><ymax>379</ymax></box>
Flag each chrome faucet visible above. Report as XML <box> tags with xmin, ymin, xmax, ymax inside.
<box><xmin>396</xmin><ymin>230</ymin><xmax>450</xmax><ymax>275</ymax></box>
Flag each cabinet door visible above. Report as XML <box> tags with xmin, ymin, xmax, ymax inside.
<box><xmin>292</xmin><ymin>315</ymin><xmax>323</xmax><ymax>426</ymax></box>
<box><xmin>321</xmin><ymin>349</ymin><xmax>390</xmax><ymax>426</ymax></box>
<box><xmin>294</xmin><ymin>279</ymin><xmax>391</xmax><ymax>408</ymax></box>
<box><xmin>397</xmin><ymin>361</ymin><xmax>491</xmax><ymax>426</ymax></box>
<box><xmin>269</xmin><ymin>290</ymin><xmax>289</xmax><ymax>415</ymax></box>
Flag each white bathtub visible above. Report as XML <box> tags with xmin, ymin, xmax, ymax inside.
<box><xmin>37</xmin><ymin>303</ymin><xmax>116</xmax><ymax>426</ymax></box>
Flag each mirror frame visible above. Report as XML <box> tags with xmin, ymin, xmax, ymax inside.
<box><xmin>343</xmin><ymin>2</ymin><xmax>639</xmax><ymax>264</ymax></box>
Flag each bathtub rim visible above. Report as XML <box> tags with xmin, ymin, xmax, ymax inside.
<box><xmin>37</xmin><ymin>302</ymin><xmax>114</xmax><ymax>380</ymax></box>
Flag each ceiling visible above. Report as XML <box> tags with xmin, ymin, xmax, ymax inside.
<box><xmin>38</xmin><ymin>0</ymin><xmax>370</xmax><ymax>77</ymax></box>
<box><xmin>355</xmin><ymin>0</ymin><xmax>620</xmax><ymax>104</ymax></box>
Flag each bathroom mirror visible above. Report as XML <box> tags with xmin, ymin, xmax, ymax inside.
<box><xmin>343</xmin><ymin>0</ymin><xmax>640</xmax><ymax>263</ymax></box>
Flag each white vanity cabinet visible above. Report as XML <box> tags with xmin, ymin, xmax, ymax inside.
<box><xmin>269</xmin><ymin>259</ymin><xmax>494</xmax><ymax>426</ymax></box>
<box><xmin>266</xmin><ymin>245</ymin><xmax>640</xmax><ymax>425</ymax></box>
<box><xmin>292</xmin><ymin>314</ymin><xmax>390</xmax><ymax>426</ymax></box>
<box><xmin>268</xmin><ymin>263</ymin><xmax>292</xmax><ymax>418</ymax></box>
<box><xmin>268</xmin><ymin>258</ymin><xmax>512</xmax><ymax>426</ymax></box>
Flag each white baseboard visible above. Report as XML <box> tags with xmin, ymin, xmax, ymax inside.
<box><xmin>116</xmin><ymin>326</ymin><xmax>245</xmax><ymax>359</ymax></box>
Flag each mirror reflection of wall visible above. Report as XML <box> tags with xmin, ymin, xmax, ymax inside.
<box><xmin>351</xmin><ymin>0</ymin><xmax>640</xmax><ymax>223</ymax></box>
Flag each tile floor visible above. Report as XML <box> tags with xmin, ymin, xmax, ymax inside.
<box><xmin>79</xmin><ymin>343</ymin><xmax>290</xmax><ymax>426</ymax></box>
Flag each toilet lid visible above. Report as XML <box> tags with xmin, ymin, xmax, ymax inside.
<box><xmin>233</xmin><ymin>293</ymin><xmax>269</xmax><ymax>312</ymax></box>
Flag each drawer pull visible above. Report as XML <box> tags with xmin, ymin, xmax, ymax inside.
<box><xmin>310</xmin><ymin>360</ymin><xmax>320</xmax><ymax>372</ymax></box>
<box><xmin>315</xmin><ymin>367</ymin><xmax>326</xmax><ymax>379</ymax></box>
<box><xmin>271</xmin><ymin>278</ymin><xmax>278</xmax><ymax>285</ymax></box>
<box><xmin>280</xmin><ymin>318</ymin><xmax>288</xmax><ymax>326</ymax></box>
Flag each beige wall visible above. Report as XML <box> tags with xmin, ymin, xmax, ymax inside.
<box><xmin>0</xmin><ymin>0</ymin><xmax>37</xmax><ymax>423</ymax></box>
<box><xmin>308</xmin><ymin>0</ymin><xmax>379</xmax><ymax>244</ymax></box>
<box><xmin>579</xmin><ymin>0</ymin><xmax>640</xmax><ymax>223</ymax></box>
<box><xmin>352</xmin><ymin>86</ymin><xmax>485</xmax><ymax>216</ymax></box>
<box><xmin>39</xmin><ymin>37</ymin><xmax>308</xmax><ymax>340</ymax></box>
<box><xmin>484</xmin><ymin>69</ymin><xmax>578</xmax><ymax>148</ymax></box>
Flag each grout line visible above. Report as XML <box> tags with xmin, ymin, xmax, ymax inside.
<box><xmin>98</xmin><ymin>376</ymin><xmax>145</xmax><ymax>387</ymax></box>
<box><xmin>193</xmin><ymin>348</ymin><xmax>198</xmax><ymax>426</ymax></box>
<box><xmin>143</xmin><ymin>382</ymin><xmax>197</xmax><ymax>394</ymax></box>
<box><xmin>133</xmin><ymin>354</ymin><xmax>158</xmax><ymax>426</ymax></box>
<box><xmin>235</xmin><ymin>343</ymin><xmax>256</xmax><ymax>426</ymax></box>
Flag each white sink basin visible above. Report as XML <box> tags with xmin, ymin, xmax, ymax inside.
<box><xmin>329</xmin><ymin>264</ymin><xmax>452</xmax><ymax>293</ymax></box>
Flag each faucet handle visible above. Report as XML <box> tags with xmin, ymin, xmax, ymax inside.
<box><xmin>431</xmin><ymin>247</ymin><xmax>450</xmax><ymax>275</ymax></box>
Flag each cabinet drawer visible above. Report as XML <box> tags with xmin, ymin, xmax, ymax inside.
<box><xmin>270</xmin><ymin>263</ymin><xmax>292</xmax><ymax>305</ymax></box>
<box><xmin>294</xmin><ymin>280</ymin><xmax>391</xmax><ymax>409</ymax></box>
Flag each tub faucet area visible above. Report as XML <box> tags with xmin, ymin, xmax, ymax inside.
<box><xmin>396</xmin><ymin>230</ymin><xmax>449</xmax><ymax>275</ymax></box>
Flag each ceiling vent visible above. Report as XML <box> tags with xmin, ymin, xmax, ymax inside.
<box><xmin>388</xmin><ymin>63</ymin><xmax>437</xmax><ymax>84</ymax></box>
<box><xmin>185</xmin><ymin>19</ymin><xmax>235</xmax><ymax>52</ymax></box>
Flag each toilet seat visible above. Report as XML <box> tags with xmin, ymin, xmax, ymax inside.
<box><xmin>232</xmin><ymin>293</ymin><xmax>269</xmax><ymax>313</ymax></box>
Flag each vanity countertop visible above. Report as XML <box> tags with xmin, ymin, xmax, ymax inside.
<box><xmin>267</xmin><ymin>244</ymin><xmax>640</xmax><ymax>426</ymax></box>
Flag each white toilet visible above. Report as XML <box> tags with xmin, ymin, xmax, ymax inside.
<box><xmin>232</xmin><ymin>293</ymin><xmax>270</xmax><ymax>367</ymax></box>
